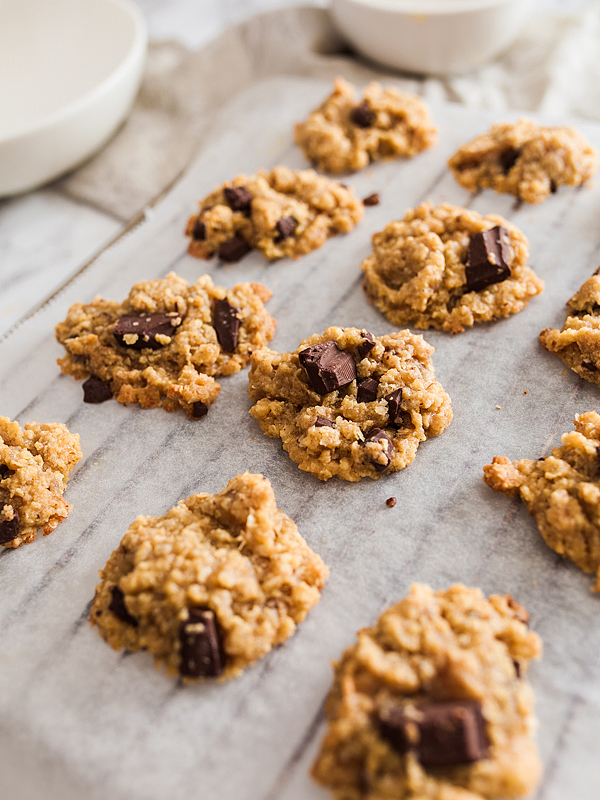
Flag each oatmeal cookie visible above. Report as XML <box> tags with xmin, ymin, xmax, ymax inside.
<box><xmin>248</xmin><ymin>326</ymin><xmax>452</xmax><ymax>482</ymax></box>
<box><xmin>361</xmin><ymin>203</ymin><xmax>543</xmax><ymax>333</ymax></box>
<box><xmin>540</xmin><ymin>269</ymin><xmax>600</xmax><ymax>385</ymax></box>
<box><xmin>56</xmin><ymin>272</ymin><xmax>275</xmax><ymax>418</ymax></box>
<box><xmin>312</xmin><ymin>583</ymin><xmax>542</xmax><ymax>800</ymax></box>
<box><xmin>448</xmin><ymin>119</ymin><xmax>598</xmax><ymax>204</ymax></box>
<box><xmin>186</xmin><ymin>165</ymin><xmax>363</xmax><ymax>261</ymax></box>
<box><xmin>484</xmin><ymin>412</ymin><xmax>600</xmax><ymax>591</ymax></box>
<box><xmin>0</xmin><ymin>416</ymin><xmax>82</xmax><ymax>548</ymax></box>
<box><xmin>294</xmin><ymin>76</ymin><xmax>437</xmax><ymax>174</ymax></box>
<box><xmin>90</xmin><ymin>472</ymin><xmax>328</xmax><ymax>680</ymax></box>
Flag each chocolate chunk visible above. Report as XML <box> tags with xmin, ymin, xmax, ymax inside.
<box><xmin>191</xmin><ymin>401</ymin><xmax>209</xmax><ymax>419</ymax></box>
<box><xmin>0</xmin><ymin>505</ymin><xmax>19</xmax><ymax>544</ymax></box>
<box><xmin>583</xmin><ymin>361</ymin><xmax>597</xmax><ymax>373</ymax></box>
<box><xmin>274</xmin><ymin>216</ymin><xmax>298</xmax><ymax>242</ymax></box>
<box><xmin>213</xmin><ymin>298</ymin><xmax>241</xmax><ymax>352</ymax></box>
<box><xmin>357</xmin><ymin>377</ymin><xmax>379</xmax><ymax>403</ymax></box>
<box><xmin>385</xmin><ymin>388</ymin><xmax>406</xmax><ymax>426</ymax></box>
<box><xmin>386</xmin><ymin>497</ymin><xmax>397</xmax><ymax>508</ymax></box>
<box><xmin>114</xmin><ymin>313</ymin><xmax>181</xmax><ymax>350</ymax></box>
<box><xmin>218</xmin><ymin>235</ymin><xmax>252</xmax><ymax>263</ymax></box>
<box><xmin>379</xmin><ymin>701</ymin><xmax>488</xmax><ymax>767</ymax></box>
<box><xmin>593</xmin><ymin>266</ymin><xmax>600</xmax><ymax>276</ymax></box>
<box><xmin>109</xmin><ymin>586</ymin><xmax>138</xmax><ymax>626</ymax></box>
<box><xmin>550</xmin><ymin>180</ymin><xmax>558</xmax><ymax>194</ymax></box>
<box><xmin>363</xmin><ymin>427</ymin><xmax>393</xmax><ymax>472</ymax></box>
<box><xmin>179</xmin><ymin>607</ymin><xmax>225</xmax><ymax>678</ymax></box>
<box><xmin>506</xmin><ymin>595</ymin><xmax>530</xmax><ymax>624</ymax></box>
<box><xmin>363</xmin><ymin>192</ymin><xmax>380</xmax><ymax>207</ymax></box>
<box><xmin>357</xmin><ymin>331</ymin><xmax>376</xmax><ymax>360</ymax></box>
<box><xmin>513</xmin><ymin>659</ymin><xmax>522</xmax><ymax>678</ymax></box>
<box><xmin>465</xmin><ymin>226</ymin><xmax>512</xmax><ymax>293</ymax></box>
<box><xmin>0</xmin><ymin>464</ymin><xmax>11</xmax><ymax>479</ymax></box>
<box><xmin>499</xmin><ymin>147</ymin><xmax>520</xmax><ymax>173</ymax></box>
<box><xmin>299</xmin><ymin>340</ymin><xmax>357</xmax><ymax>394</ymax></box>
<box><xmin>192</xmin><ymin>218</ymin><xmax>206</xmax><ymax>240</ymax></box>
<box><xmin>82</xmin><ymin>376</ymin><xmax>112</xmax><ymax>404</ymax></box>
<box><xmin>314</xmin><ymin>416</ymin><xmax>334</xmax><ymax>428</ymax></box>
<box><xmin>350</xmin><ymin>101</ymin><xmax>375</xmax><ymax>128</ymax></box>
<box><xmin>223</xmin><ymin>186</ymin><xmax>252</xmax><ymax>213</ymax></box>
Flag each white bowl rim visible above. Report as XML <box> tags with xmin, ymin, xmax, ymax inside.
<box><xmin>335</xmin><ymin>0</ymin><xmax>522</xmax><ymax>14</ymax></box>
<box><xmin>0</xmin><ymin>0</ymin><xmax>147</xmax><ymax>147</ymax></box>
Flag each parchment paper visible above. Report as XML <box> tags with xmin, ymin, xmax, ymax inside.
<box><xmin>1</xmin><ymin>76</ymin><xmax>600</xmax><ymax>800</ymax></box>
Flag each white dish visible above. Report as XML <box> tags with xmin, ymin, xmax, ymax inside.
<box><xmin>331</xmin><ymin>0</ymin><xmax>533</xmax><ymax>76</ymax></box>
<box><xmin>0</xmin><ymin>0</ymin><xmax>147</xmax><ymax>196</ymax></box>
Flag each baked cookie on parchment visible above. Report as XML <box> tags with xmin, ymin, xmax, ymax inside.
<box><xmin>312</xmin><ymin>583</ymin><xmax>542</xmax><ymax>800</ymax></box>
<box><xmin>186</xmin><ymin>165</ymin><xmax>363</xmax><ymax>262</ymax></box>
<box><xmin>90</xmin><ymin>472</ymin><xmax>328</xmax><ymax>681</ymax></box>
<box><xmin>248</xmin><ymin>326</ymin><xmax>452</xmax><ymax>482</ymax></box>
<box><xmin>540</xmin><ymin>269</ymin><xmax>600</xmax><ymax>385</ymax></box>
<box><xmin>294</xmin><ymin>76</ymin><xmax>437</xmax><ymax>174</ymax></box>
<box><xmin>56</xmin><ymin>272</ymin><xmax>275</xmax><ymax>418</ymax></box>
<box><xmin>484</xmin><ymin>412</ymin><xmax>600</xmax><ymax>591</ymax></box>
<box><xmin>361</xmin><ymin>202</ymin><xmax>543</xmax><ymax>333</ymax></box>
<box><xmin>0</xmin><ymin>416</ymin><xmax>82</xmax><ymax>548</ymax></box>
<box><xmin>448</xmin><ymin>119</ymin><xmax>598</xmax><ymax>204</ymax></box>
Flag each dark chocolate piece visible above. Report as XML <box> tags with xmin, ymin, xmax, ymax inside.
<box><xmin>379</xmin><ymin>701</ymin><xmax>488</xmax><ymax>767</ymax></box>
<box><xmin>385</xmin><ymin>388</ymin><xmax>405</xmax><ymax>426</ymax></box>
<box><xmin>593</xmin><ymin>266</ymin><xmax>600</xmax><ymax>276</ymax></box>
<box><xmin>191</xmin><ymin>401</ymin><xmax>209</xmax><ymax>419</ymax></box>
<box><xmin>299</xmin><ymin>340</ymin><xmax>357</xmax><ymax>394</ymax></box>
<box><xmin>465</xmin><ymin>226</ymin><xmax>512</xmax><ymax>293</ymax></box>
<box><xmin>357</xmin><ymin>331</ymin><xmax>376</xmax><ymax>360</ymax></box>
<box><xmin>357</xmin><ymin>377</ymin><xmax>379</xmax><ymax>403</ymax></box>
<box><xmin>550</xmin><ymin>180</ymin><xmax>558</xmax><ymax>194</ymax></box>
<box><xmin>213</xmin><ymin>298</ymin><xmax>241</xmax><ymax>352</ymax></box>
<box><xmin>350</xmin><ymin>101</ymin><xmax>375</xmax><ymax>128</ymax></box>
<box><xmin>506</xmin><ymin>595</ymin><xmax>530</xmax><ymax>624</ymax></box>
<box><xmin>0</xmin><ymin>464</ymin><xmax>11</xmax><ymax>479</ymax></box>
<box><xmin>223</xmin><ymin>186</ymin><xmax>252</xmax><ymax>213</ymax></box>
<box><xmin>82</xmin><ymin>376</ymin><xmax>112</xmax><ymax>404</ymax></box>
<box><xmin>274</xmin><ymin>216</ymin><xmax>298</xmax><ymax>242</ymax></box>
<box><xmin>363</xmin><ymin>427</ymin><xmax>392</xmax><ymax>472</ymax></box>
<box><xmin>192</xmin><ymin>218</ymin><xmax>206</xmax><ymax>240</ymax></box>
<box><xmin>386</xmin><ymin>497</ymin><xmax>397</xmax><ymax>508</ymax></box>
<box><xmin>314</xmin><ymin>416</ymin><xmax>334</xmax><ymax>428</ymax></box>
<box><xmin>513</xmin><ymin>659</ymin><xmax>522</xmax><ymax>678</ymax></box>
<box><xmin>218</xmin><ymin>235</ymin><xmax>252</xmax><ymax>263</ymax></box>
<box><xmin>363</xmin><ymin>192</ymin><xmax>380</xmax><ymax>207</ymax></box>
<box><xmin>179</xmin><ymin>607</ymin><xmax>225</xmax><ymax>678</ymax></box>
<box><xmin>0</xmin><ymin>505</ymin><xmax>19</xmax><ymax>544</ymax></box>
<box><xmin>499</xmin><ymin>147</ymin><xmax>520</xmax><ymax>173</ymax></box>
<box><xmin>114</xmin><ymin>313</ymin><xmax>181</xmax><ymax>351</ymax></box>
<box><xmin>582</xmin><ymin>361</ymin><xmax>597</xmax><ymax>372</ymax></box>
<box><xmin>109</xmin><ymin>586</ymin><xmax>138</xmax><ymax>627</ymax></box>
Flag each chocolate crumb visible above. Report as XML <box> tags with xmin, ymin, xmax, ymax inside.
<box><xmin>83</xmin><ymin>376</ymin><xmax>112</xmax><ymax>404</ymax></box>
<box><xmin>386</xmin><ymin>497</ymin><xmax>397</xmax><ymax>508</ymax></box>
<box><xmin>363</xmin><ymin>192</ymin><xmax>380</xmax><ymax>207</ymax></box>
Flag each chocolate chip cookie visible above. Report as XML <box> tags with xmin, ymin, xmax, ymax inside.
<box><xmin>484</xmin><ymin>412</ymin><xmax>600</xmax><ymax>591</ymax></box>
<box><xmin>186</xmin><ymin>165</ymin><xmax>364</xmax><ymax>261</ymax></box>
<box><xmin>448</xmin><ymin>119</ymin><xmax>598</xmax><ymax>204</ymax></box>
<box><xmin>361</xmin><ymin>202</ymin><xmax>543</xmax><ymax>333</ymax></box>
<box><xmin>90</xmin><ymin>472</ymin><xmax>328</xmax><ymax>680</ymax></box>
<box><xmin>56</xmin><ymin>272</ymin><xmax>276</xmax><ymax>418</ymax></box>
<box><xmin>294</xmin><ymin>76</ymin><xmax>437</xmax><ymax>174</ymax></box>
<box><xmin>0</xmin><ymin>416</ymin><xmax>82</xmax><ymax>548</ymax></box>
<box><xmin>312</xmin><ymin>583</ymin><xmax>542</xmax><ymax>800</ymax></box>
<box><xmin>248</xmin><ymin>326</ymin><xmax>452</xmax><ymax>482</ymax></box>
<box><xmin>540</xmin><ymin>269</ymin><xmax>600</xmax><ymax>384</ymax></box>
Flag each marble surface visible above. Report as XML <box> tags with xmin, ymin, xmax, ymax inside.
<box><xmin>2</xmin><ymin>74</ymin><xmax>600</xmax><ymax>800</ymax></box>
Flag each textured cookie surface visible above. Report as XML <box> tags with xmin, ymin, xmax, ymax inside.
<box><xmin>294</xmin><ymin>76</ymin><xmax>436</xmax><ymax>174</ymax></box>
<box><xmin>90</xmin><ymin>472</ymin><xmax>328</xmax><ymax>681</ymax></box>
<box><xmin>248</xmin><ymin>326</ymin><xmax>452</xmax><ymax>482</ymax></box>
<box><xmin>0</xmin><ymin>416</ymin><xmax>82</xmax><ymax>548</ymax></box>
<box><xmin>361</xmin><ymin>203</ymin><xmax>543</xmax><ymax>333</ymax></box>
<box><xmin>56</xmin><ymin>272</ymin><xmax>275</xmax><ymax>418</ymax></box>
<box><xmin>448</xmin><ymin>119</ymin><xmax>598</xmax><ymax>204</ymax></box>
<box><xmin>540</xmin><ymin>271</ymin><xmax>600</xmax><ymax>384</ymax></box>
<box><xmin>484</xmin><ymin>412</ymin><xmax>600</xmax><ymax>591</ymax></box>
<box><xmin>312</xmin><ymin>583</ymin><xmax>542</xmax><ymax>800</ymax></box>
<box><xmin>186</xmin><ymin>165</ymin><xmax>363</xmax><ymax>261</ymax></box>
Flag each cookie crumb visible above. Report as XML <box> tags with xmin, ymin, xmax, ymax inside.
<box><xmin>523</xmin><ymin>390</ymin><xmax>528</xmax><ymax>394</ymax></box>
<box><xmin>496</xmin><ymin>405</ymin><xmax>502</xmax><ymax>410</ymax></box>
<box><xmin>386</xmin><ymin>497</ymin><xmax>397</xmax><ymax>508</ymax></box>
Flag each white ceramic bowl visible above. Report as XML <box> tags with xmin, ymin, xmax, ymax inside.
<box><xmin>331</xmin><ymin>0</ymin><xmax>533</xmax><ymax>76</ymax></box>
<box><xmin>0</xmin><ymin>0</ymin><xmax>147</xmax><ymax>196</ymax></box>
